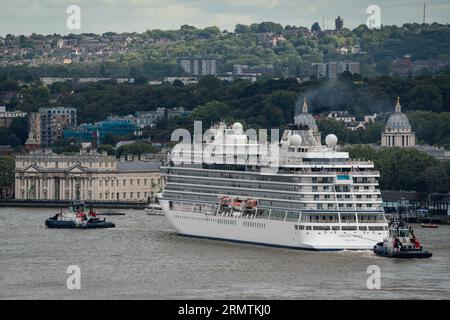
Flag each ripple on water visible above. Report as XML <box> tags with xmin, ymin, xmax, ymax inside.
<box><xmin>0</xmin><ymin>209</ymin><xmax>449</xmax><ymax>299</ymax></box>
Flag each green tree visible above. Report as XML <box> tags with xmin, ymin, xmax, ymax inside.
<box><xmin>8</xmin><ymin>117</ymin><xmax>29</xmax><ymax>144</ymax></box>
<box><xmin>0</xmin><ymin>156</ymin><xmax>15</xmax><ymax>199</ymax></box>
<box><xmin>117</xmin><ymin>142</ymin><xmax>160</xmax><ymax>156</ymax></box>
<box><xmin>190</xmin><ymin>101</ymin><xmax>231</xmax><ymax>125</ymax></box>
<box><xmin>311</xmin><ymin>22</ymin><xmax>321</xmax><ymax>33</ymax></box>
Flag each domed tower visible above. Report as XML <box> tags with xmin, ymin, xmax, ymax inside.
<box><xmin>294</xmin><ymin>97</ymin><xmax>319</xmax><ymax>132</ymax></box>
<box><xmin>282</xmin><ymin>97</ymin><xmax>321</xmax><ymax>146</ymax></box>
<box><xmin>381</xmin><ymin>97</ymin><xmax>416</xmax><ymax>147</ymax></box>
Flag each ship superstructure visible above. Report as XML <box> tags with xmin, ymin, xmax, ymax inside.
<box><xmin>160</xmin><ymin>99</ymin><xmax>388</xmax><ymax>250</ymax></box>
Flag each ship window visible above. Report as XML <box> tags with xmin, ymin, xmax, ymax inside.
<box><xmin>313</xmin><ymin>226</ymin><xmax>330</xmax><ymax>231</ymax></box>
<box><xmin>332</xmin><ymin>226</ymin><xmax>340</xmax><ymax>231</ymax></box>
<box><xmin>269</xmin><ymin>210</ymin><xmax>286</xmax><ymax>221</ymax></box>
<box><xmin>286</xmin><ymin>211</ymin><xmax>300</xmax><ymax>222</ymax></box>
<box><xmin>305</xmin><ymin>226</ymin><xmax>312</xmax><ymax>230</ymax></box>
<box><xmin>340</xmin><ymin>213</ymin><xmax>356</xmax><ymax>223</ymax></box>
<box><xmin>342</xmin><ymin>226</ymin><xmax>357</xmax><ymax>231</ymax></box>
<box><xmin>255</xmin><ymin>209</ymin><xmax>269</xmax><ymax>219</ymax></box>
<box><xmin>298</xmin><ymin>225</ymin><xmax>305</xmax><ymax>230</ymax></box>
<box><xmin>358</xmin><ymin>226</ymin><xmax>368</xmax><ymax>231</ymax></box>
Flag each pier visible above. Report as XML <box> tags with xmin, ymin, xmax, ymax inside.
<box><xmin>387</xmin><ymin>212</ymin><xmax>450</xmax><ymax>225</ymax></box>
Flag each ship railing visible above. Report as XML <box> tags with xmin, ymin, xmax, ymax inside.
<box><xmin>170</xmin><ymin>200</ymin><xmax>387</xmax><ymax>224</ymax></box>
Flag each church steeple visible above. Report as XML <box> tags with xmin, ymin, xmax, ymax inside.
<box><xmin>395</xmin><ymin>96</ymin><xmax>401</xmax><ymax>113</ymax></box>
<box><xmin>302</xmin><ymin>97</ymin><xmax>308</xmax><ymax>113</ymax></box>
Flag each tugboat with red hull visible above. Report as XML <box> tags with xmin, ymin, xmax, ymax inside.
<box><xmin>45</xmin><ymin>201</ymin><xmax>115</xmax><ymax>229</ymax></box>
<box><xmin>373</xmin><ymin>219</ymin><xmax>432</xmax><ymax>258</ymax></box>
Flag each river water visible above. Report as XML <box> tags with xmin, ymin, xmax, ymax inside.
<box><xmin>0</xmin><ymin>207</ymin><xmax>449</xmax><ymax>299</ymax></box>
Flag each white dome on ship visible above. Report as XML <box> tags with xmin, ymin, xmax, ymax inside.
<box><xmin>325</xmin><ymin>134</ymin><xmax>338</xmax><ymax>146</ymax></box>
<box><xmin>289</xmin><ymin>134</ymin><xmax>302</xmax><ymax>146</ymax></box>
<box><xmin>232</xmin><ymin>122</ymin><xmax>244</xmax><ymax>133</ymax></box>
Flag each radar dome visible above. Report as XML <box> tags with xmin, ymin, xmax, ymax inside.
<box><xmin>232</xmin><ymin>122</ymin><xmax>243</xmax><ymax>133</ymax></box>
<box><xmin>325</xmin><ymin>134</ymin><xmax>338</xmax><ymax>146</ymax></box>
<box><xmin>289</xmin><ymin>134</ymin><xmax>302</xmax><ymax>146</ymax></box>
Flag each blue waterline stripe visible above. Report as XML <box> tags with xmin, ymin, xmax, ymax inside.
<box><xmin>177</xmin><ymin>233</ymin><xmax>344</xmax><ymax>251</ymax></box>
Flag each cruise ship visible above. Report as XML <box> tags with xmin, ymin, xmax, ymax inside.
<box><xmin>160</xmin><ymin>98</ymin><xmax>388</xmax><ymax>250</ymax></box>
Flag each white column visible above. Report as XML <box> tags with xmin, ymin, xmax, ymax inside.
<box><xmin>25</xmin><ymin>177</ymin><xmax>29</xmax><ymax>199</ymax></box>
<box><xmin>15</xmin><ymin>177</ymin><xmax>20</xmax><ymax>199</ymax></box>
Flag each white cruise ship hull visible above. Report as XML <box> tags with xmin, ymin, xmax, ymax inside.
<box><xmin>162</xmin><ymin>201</ymin><xmax>387</xmax><ymax>251</ymax></box>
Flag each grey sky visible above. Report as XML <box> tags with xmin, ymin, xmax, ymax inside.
<box><xmin>0</xmin><ymin>0</ymin><xmax>449</xmax><ymax>36</ymax></box>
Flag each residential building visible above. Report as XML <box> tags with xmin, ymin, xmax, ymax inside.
<box><xmin>326</xmin><ymin>111</ymin><xmax>355</xmax><ymax>123</ymax></box>
<box><xmin>312</xmin><ymin>61</ymin><xmax>360</xmax><ymax>80</ymax></box>
<box><xmin>28</xmin><ymin>112</ymin><xmax>41</xmax><ymax>146</ymax></box>
<box><xmin>15</xmin><ymin>149</ymin><xmax>164</xmax><ymax>203</ymax></box>
<box><xmin>233</xmin><ymin>65</ymin><xmax>274</xmax><ymax>76</ymax></box>
<box><xmin>64</xmin><ymin>118</ymin><xmax>138</xmax><ymax>143</ymax></box>
<box><xmin>177</xmin><ymin>58</ymin><xmax>219</xmax><ymax>76</ymax></box>
<box><xmin>0</xmin><ymin>106</ymin><xmax>27</xmax><ymax>128</ymax></box>
<box><xmin>39</xmin><ymin>107</ymin><xmax>77</xmax><ymax>147</ymax></box>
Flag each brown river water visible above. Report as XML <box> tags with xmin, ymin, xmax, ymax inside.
<box><xmin>0</xmin><ymin>207</ymin><xmax>449</xmax><ymax>299</ymax></box>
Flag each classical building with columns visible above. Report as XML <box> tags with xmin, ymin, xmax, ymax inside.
<box><xmin>381</xmin><ymin>97</ymin><xmax>416</xmax><ymax>148</ymax></box>
<box><xmin>14</xmin><ymin>149</ymin><xmax>164</xmax><ymax>203</ymax></box>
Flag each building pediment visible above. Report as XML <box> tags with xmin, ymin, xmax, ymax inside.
<box><xmin>67</xmin><ymin>164</ymin><xmax>87</xmax><ymax>173</ymax></box>
<box><xmin>23</xmin><ymin>164</ymin><xmax>41</xmax><ymax>173</ymax></box>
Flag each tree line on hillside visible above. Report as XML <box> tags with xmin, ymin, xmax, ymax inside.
<box><xmin>1</xmin><ymin>22</ymin><xmax>450</xmax><ymax>79</ymax></box>
<box><xmin>1</xmin><ymin>69</ymin><xmax>450</xmax><ymax>149</ymax></box>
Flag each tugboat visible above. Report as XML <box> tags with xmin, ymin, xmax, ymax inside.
<box><xmin>45</xmin><ymin>201</ymin><xmax>115</xmax><ymax>229</ymax></box>
<box><xmin>373</xmin><ymin>218</ymin><xmax>432</xmax><ymax>258</ymax></box>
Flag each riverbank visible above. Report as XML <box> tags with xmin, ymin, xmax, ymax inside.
<box><xmin>0</xmin><ymin>199</ymin><xmax>146</xmax><ymax>209</ymax></box>
<box><xmin>385</xmin><ymin>213</ymin><xmax>450</xmax><ymax>224</ymax></box>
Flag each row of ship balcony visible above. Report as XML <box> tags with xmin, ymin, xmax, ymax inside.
<box><xmin>169</xmin><ymin>201</ymin><xmax>386</xmax><ymax>224</ymax></box>
<box><xmin>166</xmin><ymin>179</ymin><xmax>381</xmax><ymax>195</ymax></box>
<box><xmin>164</xmin><ymin>187</ymin><xmax>383</xmax><ymax>205</ymax></box>
<box><xmin>167</xmin><ymin>163</ymin><xmax>379</xmax><ymax>176</ymax></box>
<box><xmin>164</xmin><ymin>167</ymin><xmax>380</xmax><ymax>182</ymax></box>
<box><xmin>169</xmin><ymin>153</ymin><xmax>374</xmax><ymax>167</ymax></box>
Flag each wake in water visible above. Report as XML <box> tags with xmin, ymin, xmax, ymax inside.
<box><xmin>336</xmin><ymin>249</ymin><xmax>375</xmax><ymax>257</ymax></box>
